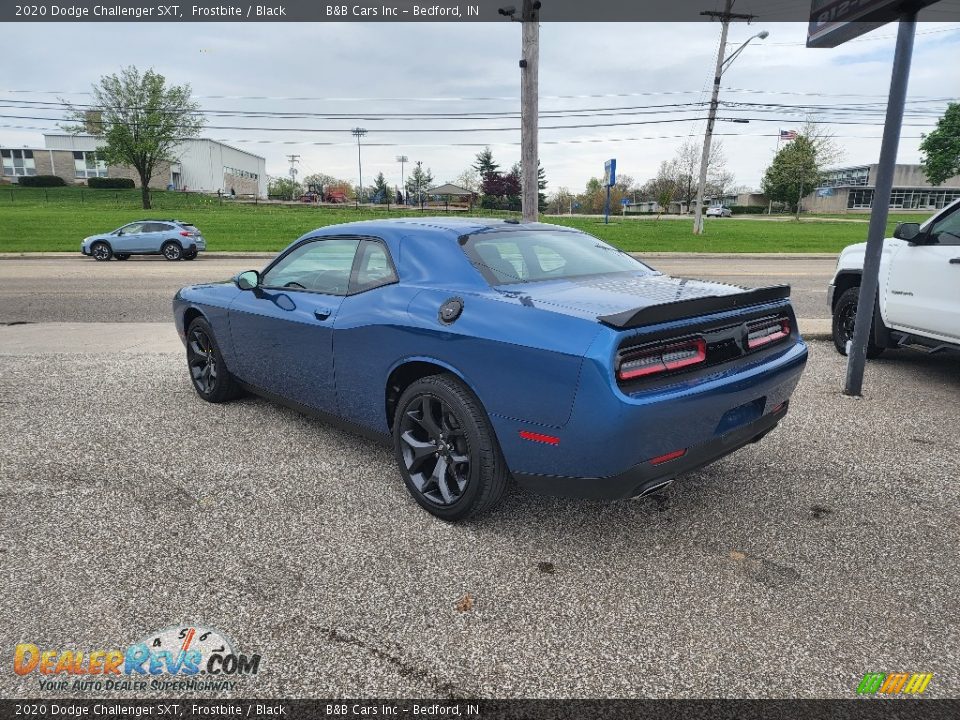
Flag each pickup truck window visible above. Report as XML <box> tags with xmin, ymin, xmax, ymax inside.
<box><xmin>930</xmin><ymin>209</ymin><xmax>960</xmax><ymax>246</ymax></box>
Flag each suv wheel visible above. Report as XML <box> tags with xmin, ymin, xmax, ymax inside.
<box><xmin>91</xmin><ymin>242</ymin><xmax>113</xmax><ymax>261</ymax></box>
<box><xmin>114</xmin><ymin>253</ymin><xmax>130</xmax><ymax>261</ymax></box>
<box><xmin>162</xmin><ymin>241</ymin><xmax>183</xmax><ymax>261</ymax></box>
<box><xmin>183</xmin><ymin>249</ymin><xmax>198</xmax><ymax>260</ymax></box>
<box><xmin>832</xmin><ymin>286</ymin><xmax>885</xmax><ymax>358</ymax></box>
<box><xmin>393</xmin><ymin>374</ymin><xmax>508</xmax><ymax>521</ymax></box>
<box><xmin>186</xmin><ymin>318</ymin><xmax>242</xmax><ymax>403</ymax></box>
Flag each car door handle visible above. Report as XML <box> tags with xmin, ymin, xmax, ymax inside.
<box><xmin>950</xmin><ymin>258</ymin><xmax>960</xmax><ymax>264</ymax></box>
<box><xmin>314</xmin><ymin>308</ymin><xmax>333</xmax><ymax>321</ymax></box>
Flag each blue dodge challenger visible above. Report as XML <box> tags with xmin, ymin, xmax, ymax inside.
<box><xmin>173</xmin><ymin>218</ymin><xmax>807</xmax><ymax>520</ymax></box>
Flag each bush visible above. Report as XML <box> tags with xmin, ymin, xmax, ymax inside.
<box><xmin>18</xmin><ymin>175</ymin><xmax>66</xmax><ymax>187</ymax></box>
<box><xmin>730</xmin><ymin>205</ymin><xmax>766</xmax><ymax>214</ymax></box>
<box><xmin>88</xmin><ymin>177</ymin><xmax>135</xmax><ymax>189</ymax></box>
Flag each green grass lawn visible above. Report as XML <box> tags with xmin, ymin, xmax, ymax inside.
<box><xmin>0</xmin><ymin>186</ymin><xmax>928</xmax><ymax>253</ymax></box>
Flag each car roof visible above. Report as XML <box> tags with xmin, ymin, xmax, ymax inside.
<box><xmin>303</xmin><ymin>217</ymin><xmax>579</xmax><ymax>239</ymax></box>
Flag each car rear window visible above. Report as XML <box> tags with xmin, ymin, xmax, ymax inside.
<box><xmin>461</xmin><ymin>230</ymin><xmax>652</xmax><ymax>285</ymax></box>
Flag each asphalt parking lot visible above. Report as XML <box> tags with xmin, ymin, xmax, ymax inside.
<box><xmin>0</xmin><ymin>254</ymin><xmax>835</xmax><ymax>324</ymax></box>
<box><xmin>1</xmin><ymin>339</ymin><xmax>958</xmax><ymax>698</ymax></box>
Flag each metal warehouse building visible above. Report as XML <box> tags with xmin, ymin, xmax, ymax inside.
<box><xmin>2</xmin><ymin>134</ymin><xmax>267</xmax><ymax>198</ymax></box>
<box><xmin>804</xmin><ymin>163</ymin><xmax>960</xmax><ymax>213</ymax></box>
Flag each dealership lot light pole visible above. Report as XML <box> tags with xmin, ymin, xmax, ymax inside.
<box><xmin>396</xmin><ymin>155</ymin><xmax>408</xmax><ymax>203</ymax></box>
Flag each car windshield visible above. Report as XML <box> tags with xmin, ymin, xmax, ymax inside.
<box><xmin>462</xmin><ymin>229</ymin><xmax>652</xmax><ymax>286</ymax></box>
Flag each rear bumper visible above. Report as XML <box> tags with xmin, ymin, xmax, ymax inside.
<box><xmin>513</xmin><ymin>401</ymin><xmax>788</xmax><ymax>500</ymax></box>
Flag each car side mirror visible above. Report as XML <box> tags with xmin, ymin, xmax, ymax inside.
<box><xmin>893</xmin><ymin>222</ymin><xmax>921</xmax><ymax>242</ymax></box>
<box><xmin>235</xmin><ymin>270</ymin><xmax>260</xmax><ymax>290</ymax></box>
<box><xmin>117</xmin><ymin>231</ymin><xmax>124</xmax><ymax>236</ymax></box>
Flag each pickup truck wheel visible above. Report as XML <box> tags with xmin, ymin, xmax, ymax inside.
<box><xmin>162</xmin><ymin>241</ymin><xmax>183</xmax><ymax>261</ymax></box>
<box><xmin>393</xmin><ymin>374</ymin><xmax>508</xmax><ymax>521</ymax></box>
<box><xmin>832</xmin><ymin>286</ymin><xmax>884</xmax><ymax>358</ymax></box>
<box><xmin>90</xmin><ymin>242</ymin><xmax>112</xmax><ymax>261</ymax></box>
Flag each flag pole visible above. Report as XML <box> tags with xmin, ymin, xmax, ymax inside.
<box><xmin>768</xmin><ymin>131</ymin><xmax>781</xmax><ymax>215</ymax></box>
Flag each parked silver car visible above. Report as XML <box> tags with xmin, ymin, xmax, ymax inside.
<box><xmin>81</xmin><ymin>220</ymin><xmax>206</xmax><ymax>261</ymax></box>
<box><xmin>705</xmin><ymin>206</ymin><xmax>733</xmax><ymax>218</ymax></box>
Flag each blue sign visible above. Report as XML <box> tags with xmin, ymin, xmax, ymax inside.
<box><xmin>621</xmin><ymin>198</ymin><xmax>631</xmax><ymax>205</ymax></box>
<box><xmin>604</xmin><ymin>159</ymin><xmax>616</xmax><ymax>188</ymax></box>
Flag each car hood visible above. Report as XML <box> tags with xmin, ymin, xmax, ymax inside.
<box><xmin>495</xmin><ymin>272</ymin><xmax>748</xmax><ymax>321</ymax></box>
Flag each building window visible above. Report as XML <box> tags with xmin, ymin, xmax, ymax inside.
<box><xmin>73</xmin><ymin>151</ymin><xmax>108</xmax><ymax>178</ymax></box>
<box><xmin>224</xmin><ymin>165</ymin><xmax>258</xmax><ymax>181</ymax></box>
<box><xmin>1</xmin><ymin>149</ymin><xmax>37</xmax><ymax>177</ymax></box>
<box><xmin>847</xmin><ymin>187</ymin><xmax>960</xmax><ymax>210</ymax></box>
<box><xmin>822</xmin><ymin>167</ymin><xmax>869</xmax><ymax>188</ymax></box>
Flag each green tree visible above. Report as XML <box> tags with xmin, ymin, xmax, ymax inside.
<box><xmin>370</xmin><ymin>171</ymin><xmax>391</xmax><ymax>203</ymax></box>
<box><xmin>920</xmin><ymin>102</ymin><xmax>960</xmax><ymax>186</ymax></box>
<box><xmin>761</xmin><ymin>136</ymin><xmax>821</xmax><ymax>219</ymax></box>
<box><xmin>405</xmin><ymin>163</ymin><xmax>434</xmax><ymax>204</ymax></box>
<box><xmin>473</xmin><ymin>147</ymin><xmax>499</xmax><ymax>178</ymax></box>
<box><xmin>268</xmin><ymin>176</ymin><xmax>302</xmax><ymax>200</ymax></box>
<box><xmin>62</xmin><ymin>66</ymin><xmax>203</xmax><ymax>210</ymax></box>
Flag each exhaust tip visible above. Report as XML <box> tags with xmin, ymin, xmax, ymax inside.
<box><xmin>633</xmin><ymin>478</ymin><xmax>674</xmax><ymax>499</ymax></box>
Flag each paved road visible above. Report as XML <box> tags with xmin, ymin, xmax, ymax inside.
<box><xmin>0</xmin><ymin>254</ymin><xmax>835</xmax><ymax>324</ymax></box>
<box><xmin>1</xmin><ymin>341</ymin><xmax>957</xmax><ymax>699</ymax></box>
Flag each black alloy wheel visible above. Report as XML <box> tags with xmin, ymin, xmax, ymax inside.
<box><xmin>393</xmin><ymin>374</ymin><xmax>508</xmax><ymax>521</ymax></box>
<box><xmin>162</xmin><ymin>241</ymin><xmax>183</xmax><ymax>261</ymax></box>
<box><xmin>187</xmin><ymin>325</ymin><xmax>218</xmax><ymax>395</ymax></box>
<box><xmin>114</xmin><ymin>253</ymin><xmax>130</xmax><ymax>261</ymax></box>
<box><xmin>399</xmin><ymin>393</ymin><xmax>472</xmax><ymax>507</ymax></box>
<box><xmin>91</xmin><ymin>242</ymin><xmax>112</xmax><ymax>261</ymax></box>
<box><xmin>184</xmin><ymin>318</ymin><xmax>243</xmax><ymax>403</ymax></box>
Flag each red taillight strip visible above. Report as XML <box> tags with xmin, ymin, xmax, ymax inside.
<box><xmin>618</xmin><ymin>337</ymin><xmax>707</xmax><ymax>381</ymax></box>
<box><xmin>747</xmin><ymin>318</ymin><xmax>790</xmax><ymax>350</ymax></box>
<box><xmin>519</xmin><ymin>430</ymin><xmax>560</xmax><ymax>445</ymax></box>
<box><xmin>650</xmin><ymin>449</ymin><xmax>686</xmax><ymax>465</ymax></box>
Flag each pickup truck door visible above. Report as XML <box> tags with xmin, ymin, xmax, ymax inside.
<box><xmin>884</xmin><ymin>204</ymin><xmax>960</xmax><ymax>343</ymax></box>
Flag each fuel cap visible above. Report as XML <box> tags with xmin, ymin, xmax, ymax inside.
<box><xmin>439</xmin><ymin>297</ymin><xmax>464</xmax><ymax>324</ymax></box>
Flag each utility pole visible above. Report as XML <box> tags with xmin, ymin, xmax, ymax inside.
<box><xmin>286</xmin><ymin>154</ymin><xmax>300</xmax><ymax>184</ymax></box>
<box><xmin>396</xmin><ymin>155</ymin><xmax>408</xmax><ymax>203</ymax></box>
<box><xmin>500</xmin><ymin>1</ymin><xmax>540</xmax><ymax>223</ymax></box>
<box><xmin>415</xmin><ymin>160</ymin><xmax>423</xmax><ymax>208</ymax></box>
<box><xmin>692</xmin><ymin>0</ymin><xmax>757</xmax><ymax>235</ymax></box>
<box><xmin>352</xmin><ymin>127</ymin><xmax>367</xmax><ymax>203</ymax></box>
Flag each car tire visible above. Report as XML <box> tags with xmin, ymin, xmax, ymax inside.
<box><xmin>114</xmin><ymin>253</ymin><xmax>130</xmax><ymax>261</ymax></box>
<box><xmin>183</xmin><ymin>249</ymin><xmax>198</xmax><ymax>260</ymax></box>
<box><xmin>162</xmin><ymin>241</ymin><xmax>183</xmax><ymax>261</ymax></box>
<box><xmin>185</xmin><ymin>317</ymin><xmax>243</xmax><ymax>403</ymax></box>
<box><xmin>393</xmin><ymin>373</ymin><xmax>508</xmax><ymax>521</ymax></box>
<box><xmin>832</xmin><ymin>286</ymin><xmax>885</xmax><ymax>358</ymax></box>
<box><xmin>90</xmin><ymin>241</ymin><xmax>113</xmax><ymax>261</ymax></box>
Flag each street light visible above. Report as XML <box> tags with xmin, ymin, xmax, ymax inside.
<box><xmin>396</xmin><ymin>155</ymin><xmax>408</xmax><ymax>204</ymax></box>
<box><xmin>692</xmin><ymin>28</ymin><xmax>768</xmax><ymax>235</ymax></box>
<box><xmin>352</xmin><ymin>127</ymin><xmax>367</xmax><ymax>204</ymax></box>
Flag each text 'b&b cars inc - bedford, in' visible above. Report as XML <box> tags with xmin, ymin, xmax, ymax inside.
<box><xmin>173</xmin><ymin>218</ymin><xmax>807</xmax><ymax>520</ymax></box>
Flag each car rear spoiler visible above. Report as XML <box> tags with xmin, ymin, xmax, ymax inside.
<box><xmin>597</xmin><ymin>284</ymin><xmax>791</xmax><ymax>329</ymax></box>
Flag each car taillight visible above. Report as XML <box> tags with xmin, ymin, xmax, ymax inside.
<box><xmin>180</xmin><ymin>230</ymin><xmax>192</xmax><ymax>237</ymax></box>
<box><xmin>617</xmin><ymin>337</ymin><xmax>707</xmax><ymax>381</ymax></box>
<box><xmin>746</xmin><ymin>317</ymin><xmax>790</xmax><ymax>350</ymax></box>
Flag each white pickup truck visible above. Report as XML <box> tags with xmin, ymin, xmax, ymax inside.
<box><xmin>829</xmin><ymin>198</ymin><xmax>960</xmax><ymax>357</ymax></box>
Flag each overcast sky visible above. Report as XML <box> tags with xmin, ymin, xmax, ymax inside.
<box><xmin>2</xmin><ymin>20</ymin><xmax>959</xmax><ymax>193</ymax></box>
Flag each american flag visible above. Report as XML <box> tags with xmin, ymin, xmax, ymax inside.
<box><xmin>779</xmin><ymin>129</ymin><xmax>798</xmax><ymax>140</ymax></box>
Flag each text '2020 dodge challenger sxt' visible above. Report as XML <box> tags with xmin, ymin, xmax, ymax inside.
<box><xmin>174</xmin><ymin>219</ymin><xmax>807</xmax><ymax>520</ymax></box>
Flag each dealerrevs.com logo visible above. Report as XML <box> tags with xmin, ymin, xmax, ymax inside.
<box><xmin>14</xmin><ymin>625</ymin><xmax>262</xmax><ymax>692</ymax></box>
<box><xmin>856</xmin><ymin>673</ymin><xmax>933</xmax><ymax>696</ymax></box>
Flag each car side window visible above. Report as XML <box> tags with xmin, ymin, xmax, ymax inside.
<box><xmin>262</xmin><ymin>238</ymin><xmax>361</xmax><ymax>296</ymax></box>
<box><xmin>929</xmin><ymin>208</ymin><xmax>960</xmax><ymax>246</ymax></box>
<box><xmin>119</xmin><ymin>223</ymin><xmax>144</xmax><ymax>235</ymax></box>
<box><xmin>143</xmin><ymin>223</ymin><xmax>167</xmax><ymax>233</ymax></box>
<box><xmin>351</xmin><ymin>240</ymin><xmax>398</xmax><ymax>293</ymax></box>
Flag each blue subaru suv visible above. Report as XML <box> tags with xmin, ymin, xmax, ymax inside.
<box><xmin>81</xmin><ymin>220</ymin><xmax>206</xmax><ymax>261</ymax></box>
